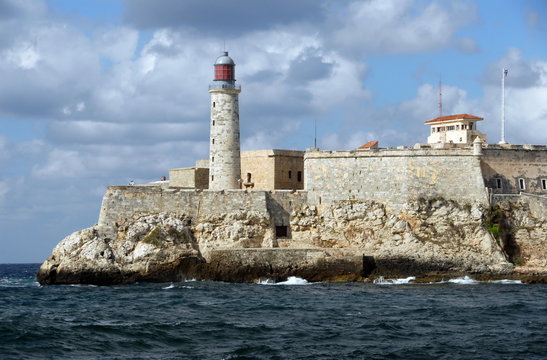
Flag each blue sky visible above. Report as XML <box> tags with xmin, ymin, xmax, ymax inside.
<box><xmin>0</xmin><ymin>0</ymin><xmax>546</xmax><ymax>263</ymax></box>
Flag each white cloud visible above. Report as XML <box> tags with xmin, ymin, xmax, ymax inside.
<box><xmin>321</xmin><ymin>130</ymin><xmax>378</xmax><ymax>150</ymax></box>
<box><xmin>5</xmin><ymin>42</ymin><xmax>40</xmax><ymax>69</ymax></box>
<box><xmin>329</xmin><ymin>0</ymin><xmax>477</xmax><ymax>55</ymax></box>
<box><xmin>32</xmin><ymin>149</ymin><xmax>85</xmax><ymax>179</ymax></box>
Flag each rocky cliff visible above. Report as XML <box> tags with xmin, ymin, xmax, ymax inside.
<box><xmin>37</xmin><ymin>193</ymin><xmax>547</xmax><ymax>285</ymax></box>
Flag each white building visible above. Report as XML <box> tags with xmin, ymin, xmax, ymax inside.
<box><xmin>425</xmin><ymin>114</ymin><xmax>487</xmax><ymax>144</ymax></box>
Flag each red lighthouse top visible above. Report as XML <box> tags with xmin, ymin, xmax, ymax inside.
<box><xmin>214</xmin><ymin>52</ymin><xmax>235</xmax><ymax>81</ymax></box>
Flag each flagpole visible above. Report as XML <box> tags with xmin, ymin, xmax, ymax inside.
<box><xmin>500</xmin><ymin>68</ymin><xmax>508</xmax><ymax>144</ymax></box>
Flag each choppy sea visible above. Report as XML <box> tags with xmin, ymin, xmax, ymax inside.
<box><xmin>1</xmin><ymin>264</ymin><xmax>546</xmax><ymax>360</ymax></box>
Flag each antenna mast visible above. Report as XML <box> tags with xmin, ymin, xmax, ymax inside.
<box><xmin>500</xmin><ymin>68</ymin><xmax>508</xmax><ymax>144</ymax></box>
<box><xmin>438</xmin><ymin>76</ymin><xmax>443</xmax><ymax>117</ymax></box>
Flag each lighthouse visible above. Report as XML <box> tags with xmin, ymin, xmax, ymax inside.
<box><xmin>208</xmin><ymin>52</ymin><xmax>242</xmax><ymax>190</ymax></box>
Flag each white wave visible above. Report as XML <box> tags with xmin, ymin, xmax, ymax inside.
<box><xmin>489</xmin><ymin>279</ymin><xmax>523</xmax><ymax>284</ymax></box>
<box><xmin>162</xmin><ymin>283</ymin><xmax>175</xmax><ymax>289</ymax></box>
<box><xmin>373</xmin><ymin>276</ymin><xmax>416</xmax><ymax>285</ymax></box>
<box><xmin>258</xmin><ymin>276</ymin><xmax>309</xmax><ymax>285</ymax></box>
<box><xmin>447</xmin><ymin>276</ymin><xmax>479</xmax><ymax>284</ymax></box>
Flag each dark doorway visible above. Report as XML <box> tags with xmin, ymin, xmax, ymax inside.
<box><xmin>275</xmin><ymin>226</ymin><xmax>288</xmax><ymax>238</ymax></box>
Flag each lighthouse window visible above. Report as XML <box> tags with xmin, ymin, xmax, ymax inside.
<box><xmin>211</xmin><ymin>175</ymin><xmax>214</xmax><ymax>182</ymax></box>
<box><xmin>213</xmin><ymin>102</ymin><xmax>215</xmax><ymax>108</ymax></box>
<box><xmin>297</xmin><ymin>171</ymin><xmax>302</xmax><ymax>182</ymax></box>
<box><xmin>519</xmin><ymin>178</ymin><xmax>526</xmax><ymax>190</ymax></box>
<box><xmin>288</xmin><ymin>171</ymin><xmax>292</xmax><ymax>179</ymax></box>
<box><xmin>211</xmin><ymin>157</ymin><xmax>214</xmax><ymax>162</ymax></box>
<box><xmin>541</xmin><ymin>179</ymin><xmax>547</xmax><ymax>190</ymax></box>
<box><xmin>212</xmin><ymin>139</ymin><xmax>215</xmax><ymax>144</ymax></box>
<box><xmin>212</xmin><ymin>120</ymin><xmax>215</xmax><ymax>126</ymax></box>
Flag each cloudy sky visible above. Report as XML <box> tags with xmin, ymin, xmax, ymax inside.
<box><xmin>1</xmin><ymin>0</ymin><xmax>546</xmax><ymax>263</ymax></box>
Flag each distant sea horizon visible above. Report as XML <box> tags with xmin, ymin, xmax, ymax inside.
<box><xmin>2</xmin><ymin>263</ymin><xmax>546</xmax><ymax>359</ymax></box>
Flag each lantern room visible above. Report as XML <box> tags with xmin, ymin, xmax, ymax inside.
<box><xmin>214</xmin><ymin>51</ymin><xmax>235</xmax><ymax>82</ymax></box>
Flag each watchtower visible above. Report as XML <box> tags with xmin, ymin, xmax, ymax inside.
<box><xmin>208</xmin><ymin>52</ymin><xmax>242</xmax><ymax>190</ymax></box>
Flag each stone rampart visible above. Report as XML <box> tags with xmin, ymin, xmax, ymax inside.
<box><xmin>481</xmin><ymin>147</ymin><xmax>547</xmax><ymax>195</ymax></box>
<box><xmin>98</xmin><ymin>186</ymin><xmax>269</xmax><ymax>228</ymax></box>
<box><xmin>305</xmin><ymin>148</ymin><xmax>488</xmax><ymax>208</ymax></box>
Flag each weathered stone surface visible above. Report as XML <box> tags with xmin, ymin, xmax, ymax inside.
<box><xmin>493</xmin><ymin>196</ymin><xmax>547</xmax><ymax>270</ymax></box>
<box><xmin>285</xmin><ymin>198</ymin><xmax>513</xmax><ymax>276</ymax></box>
<box><xmin>37</xmin><ymin>214</ymin><xmax>204</xmax><ymax>285</ymax></box>
<box><xmin>39</xmin><ymin>192</ymin><xmax>547</xmax><ymax>285</ymax></box>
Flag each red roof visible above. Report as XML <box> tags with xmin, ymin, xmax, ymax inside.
<box><xmin>424</xmin><ymin>114</ymin><xmax>483</xmax><ymax>124</ymax></box>
<box><xmin>356</xmin><ymin>141</ymin><xmax>379</xmax><ymax>149</ymax></box>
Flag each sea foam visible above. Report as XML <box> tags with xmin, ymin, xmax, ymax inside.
<box><xmin>373</xmin><ymin>276</ymin><xmax>416</xmax><ymax>285</ymax></box>
<box><xmin>258</xmin><ymin>276</ymin><xmax>309</xmax><ymax>285</ymax></box>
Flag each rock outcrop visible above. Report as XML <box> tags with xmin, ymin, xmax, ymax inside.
<box><xmin>39</xmin><ymin>196</ymin><xmax>547</xmax><ymax>285</ymax></box>
<box><xmin>37</xmin><ymin>214</ymin><xmax>204</xmax><ymax>285</ymax></box>
<box><xmin>286</xmin><ymin>199</ymin><xmax>513</xmax><ymax>277</ymax></box>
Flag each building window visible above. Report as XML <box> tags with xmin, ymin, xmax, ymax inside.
<box><xmin>212</xmin><ymin>120</ymin><xmax>215</xmax><ymax>126</ymax></box>
<box><xmin>275</xmin><ymin>226</ymin><xmax>288</xmax><ymax>238</ymax></box>
<box><xmin>211</xmin><ymin>175</ymin><xmax>214</xmax><ymax>182</ymax></box>
<box><xmin>213</xmin><ymin>102</ymin><xmax>215</xmax><ymax>108</ymax></box>
<box><xmin>542</xmin><ymin>179</ymin><xmax>547</xmax><ymax>190</ymax></box>
<box><xmin>247</xmin><ymin>173</ymin><xmax>252</xmax><ymax>183</ymax></box>
<box><xmin>288</xmin><ymin>170</ymin><xmax>292</xmax><ymax>179</ymax></box>
<box><xmin>496</xmin><ymin>178</ymin><xmax>502</xmax><ymax>189</ymax></box>
<box><xmin>297</xmin><ymin>171</ymin><xmax>302</xmax><ymax>182</ymax></box>
<box><xmin>212</xmin><ymin>139</ymin><xmax>215</xmax><ymax>144</ymax></box>
<box><xmin>469</xmin><ymin>122</ymin><xmax>473</xmax><ymax>130</ymax></box>
<box><xmin>459</xmin><ymin>137</ymin><xmax>462</xmax><ymax>142</ymax></box>
<box><xmin>211</xmin><ymin>157</ymin><xmax>214</xmax><ymax>162</ymax></box>
<box><xmin>519</xmin><ymin>178</ymin><xmax>526</xmax><ymax>190</ymax></box>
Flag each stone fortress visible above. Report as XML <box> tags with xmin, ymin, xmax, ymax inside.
<box><xmin>38</xmin><ymin>52</ymin><xmax>547</xmax><ymax>285</ymax></box>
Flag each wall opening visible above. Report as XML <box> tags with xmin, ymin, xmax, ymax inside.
<box><xmin>211</xmin><ymin>156</ymin><xmax>214</xmax><ymax>162</ymax></box>
<box><xmin>212</xmin><ymin>120</ymin><xmax>215</xmax><ymax>126</ymax></box>
<box><xmin>213</xmin><ymin>102</ymin><xmax>215</xmax><ymax>108</ymax></box>
<box><xmin>288</xmin><ymin>170</ymin><xmax>292</xmax><ymax>179</ymax></box>
<box><xmin>297</xmin><ymin>171</ymin><xmax>302</xmax><ymax>182</ymax></box>
<box><xmin>211</xmin><ymin>175</ymin><xmax>214</xmax><ymax>182</ymax></box>
<box><xmin>542</xmin><ymin>179</ymin><xmax>547</xmax><ymax>190</ymax></box>
<box><xmin>275</xmin><ymin>225</ymin><xmax>288</xmax><ymax>238</ymax></box>
<box><xmin>519</xmin><ymin>178</ymin><xmax>526</xmax><ymax>191</ymax></box>
<box><xmin>496</xmin><ymin>178</ymin><xmax>502</xmax><ymax>189</ymax></box>
<box><xmin>212</xmin><ymin>139</ymin><xmax>215</xmax><ymax>144</ymax></box>
<box><xmin>246</xmin><ymin>172</ymin><xmax>252</xmax><ymax>183</ymax></box>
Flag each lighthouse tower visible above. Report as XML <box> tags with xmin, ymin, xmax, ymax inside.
<box><xmin>208</xmin><ymin>52</ymin><xmax>241</xmax><ymax>190</ymax></box>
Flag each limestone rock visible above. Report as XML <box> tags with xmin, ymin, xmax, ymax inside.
<box><xmin>37</xmin><ymin>214</ymin><xmax>204</xmax><ymax>285</ymax></box>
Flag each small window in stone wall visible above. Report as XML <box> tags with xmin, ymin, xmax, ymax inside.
<box><xmin>496</xmin><ymin>178</ymin><xmax>502</xmax><ymax>189</ymax></box>
<box><xmin>288</xmin><ymin>171</ymin><xmax>292</xmax><ymax>179</ymax></box>
<box><xmin>275</xmin><ymin>226</ymin><xmax>288</xmax><ymax>238</ymax></box>
<box><xmin>519</xmin><ymin>178</ymin><xmax>526</xmax><ymax>190</ymax></box>
<box><xmin>212</xmin><ymin>139</ymin><xmax>215</xmax><ymax>144</ymax></box>
<box><xmin>297</xmin><ymin>171</ymin><xmax>302</xmax><ymax>182</ymax></box>
<box><xmin>213</xmin><ymin>102</ymin><xmax>215</xmax><ymax>108</ymax></box>
<box><xmin>542</xmin><ymin>179</ymin><xmax>547</xmax><ymax>190</ymax></box>
<box><xmin>211</xmin><ymin>175</ymin><xmax>214</xmax><ymax>182</ymax></box>
<box><xmin>212</xmin><ymin>120</ymin><xmax>215</xmax><ymax>126</ymax></box>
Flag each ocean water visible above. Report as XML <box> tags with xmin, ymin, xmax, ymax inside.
<box><xmin>1</xmin><ymin>264</ymin><xmax>546</xmax><ymax>360</ymax></box>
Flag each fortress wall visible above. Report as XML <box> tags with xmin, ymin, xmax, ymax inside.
<box><xmin>98</xmin><ymin>187</ymin><xmax>270</xmax><ymax>228</ymax></box>
<box><xmin>266</xmin><ymin>191</ymin><xmax>308</xmax><ymax>227</ymax></box>
<box><xmin>240</xmin><ymin>151</ymin><xmax>276</xmax><ymax>190</ymax></box>
<box><xmin>168</xmin><ymin>167</ymin><xmax>209</xmax><ymax>189</ymax></box>
<box><xmin>481</xmin><ymin>147</ymin><xmax>547</xmax><ymax>195</ymax></box>
<box><xmin>304</xmin><ymin>148</ymin><xmax>488</xmax><ymax>208</ymax></box>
